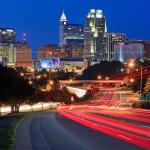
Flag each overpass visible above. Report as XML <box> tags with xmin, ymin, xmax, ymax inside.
<box><xmin>60</xmin><ymin>80</ymin><xmax>123</xmax><ymax>85</ymax></box>
<box><xmin>60</xmin><ymin>80</ymin><xmax>123</xmax><ymax>97</ymax></box>
<box><xmin>111</xmin><ymin>66</ymin><xmax>150</xmax><ymax>80</ymax></box>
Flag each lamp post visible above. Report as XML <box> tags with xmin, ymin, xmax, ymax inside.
<box><xmin>128</xmin><ymin>61</ymin><xmax>143</xmax><ymax>98</ymax></box>
<box><xmin>48</xmin><ymin>69</ymin><xmax>51</xmax><ymax>81</ymax></box>
<box><xmin>139</xmin><ymin>66</ymin><xmax>143</xmax><ymax>98</ymax></box>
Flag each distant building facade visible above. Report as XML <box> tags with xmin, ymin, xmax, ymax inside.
<box><xmin>106</xmin><ymin>33</ymin><xmax>126</xmax><ymax>61</ymax></box>
<box><xmin>15</xmin><ymin>42</ymin><xmax>32</xmax><ymax>68</ymax></box>
<box><xmin>114</xmin><ymin>40</ymin><xmax>144</xmax><ymax>62</ymax></box>
<box><xmin>143</xmin><ymin>40</ymin><xmax>150</xmax><ymax>60</ymax></box>
<box><xmin>37</xmin><ymin>44</ymin><xmax>66</xmax><ymax>60</ymax></box>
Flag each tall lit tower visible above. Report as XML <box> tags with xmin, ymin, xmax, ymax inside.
<box><xmin>84</xmin><ymin>9</ymin><xmax>107</xmax><ymax>59</ymax></box>
<box><xmin>59</xmin><ymin>11</ymin><xmax>67</xmax><ymax>47</ymax></box>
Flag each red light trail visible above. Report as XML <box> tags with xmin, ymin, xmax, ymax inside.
<box><xmin>57</xmin><ymin>90</ymin><xmax>150</xmax><ymax>149</ymax></box>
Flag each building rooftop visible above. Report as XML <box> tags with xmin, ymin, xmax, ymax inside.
<box><xmin>60</xmin><ymin>57</ymin><xmax>83</xmax><ymax>61</ymax></box>
<box><xmin>60</xmin><ymin>11</ymin><xmax>67</xmax><ymax>22</ymax></box>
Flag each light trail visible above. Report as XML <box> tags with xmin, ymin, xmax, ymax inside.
<box><xmin>61</xmin><ymin>108</ymin><xmax>150</xmax><ymax>137</ymax></box>
<box><xmin>1</xmin><ymin>102</ymin><xmax>59</xmax><ymax>115</ymax></box>
<box><xmin>93</xmin><ymin>110</ymin><xmax>150</xmax><ymax>124</ymax></box>
<box><xmin>57</xmin><ymin>86</ymin><xmax>150</xmax><ymax>149</ymax></box>
<box><xmin>57</xmin><ymin>107</ymin><xmax>150</xmax><ymax>149</ymax></box>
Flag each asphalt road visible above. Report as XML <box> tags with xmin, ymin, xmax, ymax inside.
<box><xmin>15</xmin><ymin>111</ymin><xmax>144</xmax><ymax>150</ymax></box>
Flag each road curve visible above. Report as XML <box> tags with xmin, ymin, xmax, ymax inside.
<box><xmin>15</xmin><ymin>111</ymin><xmax>144</xmax><ymax>150</ymax></box>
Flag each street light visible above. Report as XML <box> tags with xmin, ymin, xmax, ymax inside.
<box><xmin>128</xmin><ymin>61</ymin><xmax>135</xmax><ymax>68</ymax></box>
<box><xmin>97</xmin><ymin>75</ymin><xmax>101</xmax><ymax>80</ymax></box>
<box><xmin>29</xmin><ymin>81</ymin><xmax>33</xmax><ymax>85</ymax></box>
<box><xmin>130</xmin><ymin>78</ymin><xmax>134</xmax><ymax>83</ymax></box>
<box><xmin>105</xmin><ymin>77</ymin><xmax>109</xmax><ymax>80</ymax></box>
<box><xmin>128</xmin><ymin>61</ymin><xmax>143</xmax><ymax>98</ymax></box>
<box><xmin>20</xmin><ymin>73</ymin><xmax>24</xmax><ymax>77</ymax></box>
<box><xmin>49</xmin><ymin>80</ymin><xmax>54</xmax><ymax>85</ymax></box>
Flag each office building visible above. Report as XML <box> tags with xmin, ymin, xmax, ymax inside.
<box><xmin>37</xmin><ymin>44</ymin><xmax>66</xmax><ymax>60</ymax></box>
<box><xmin>15</xmin><ymin>42</ymin><xmax>32</xmax><ymax>68</ymax></box>
<box><xmin>0</xmin><ymin>43</ymin><xmax>16</xmax><ymax>66</ymax></box>
<box><xmin>0</xmin><ymin>28</ymin><xmax>16</xmax><ymax>43</ymax></box>
<box><xmin>84</xmin><ymin>9</ymin><xmax>107</xmax><ymax>59</ymax></box>
<box><xmin>143</xmin><ymin>40</ymin><xmax>150</xmax><ymax>60</ymax></box>
<box><xmin>38</xmin><ymin>44</ymin><xmax>57</xmax><ymax>60</ymax></box>
<box><xmin>59</xmin><ymin>11</ymin><xmax>84</xmax><ymax>57</ymax></box>
<box><xmin>114</xmin><ymin>40</ymin><xmax>144</xmax><ymax>62</ymax></box>
<box><xmin>106</xmin><ymin>33</ymin><xmax>126</xmax><ymax>61</ymax></box>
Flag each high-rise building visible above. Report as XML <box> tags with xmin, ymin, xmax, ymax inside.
<box><xmin>15</xmin><ymin>42</ymin><xmax>32</xmax><ymax>68</ymax></box>
<box><xmin>114</xmin><ymin>40</ymin><xmax>144</xmax><ymax>62</ymax></box>
<box><xmin>59</xmin><ymin>11</ymin><xmax>84</xmax><ymax>57</ymax></box>
<box><xmin>64</xmin><ymin>24</ymin><xmax>84</xmax><ymax>57</ymax></box>
<box><xmin>0</xmin><ymin>43</ymin><xmax>16</xmax><ymax>66</ymax></box>
<box><xmin>84</xmin><ymin>9</ymin><xmax>107</xmax><ymax>59</ymax></box>
<box><xmin>64</xmin><ymin>24</ymin><xmax>84</xmax><ymax>40</ymax></box>
<box><xmin>0</xmin><ymin>28</ymin><xmax>16</xmax><ymax>43</ymax></box>
<box><xmin>59</xmin><ymin>11</ymin><xmax>67</xmax><ymax>47</ymax></box>
<box><xmin>106</xmin><ymin>33</ymin><xmax>126</xmax><ymax>61</ymax></box>
<box><xmin>65</xmin><ymin>39</ymin><xmax>84</xmax><ymax>57</ymax></box>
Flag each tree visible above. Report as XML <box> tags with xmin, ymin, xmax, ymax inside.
<box><xmin>81</xmin><ymin>60</ymin><xmax>123</xmax><ymax>80</ymax></box>
<box><xmin>144</xmin><ymin>76</ymin><xmax>150</xmax><ymax>94</ymax></box>
<box><xmin>0</xmin><ymin>65</ymin><xmax>34</xmax><ymax>113</ymax></box>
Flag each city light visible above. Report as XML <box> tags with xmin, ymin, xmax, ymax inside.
<box><xmin>105</xmin><ymin>77</ymin><xmax>109</xmax><ymax>80</ymax></box>
<box><xmin>20</xmin><ymin>72</ymin><xmax>24</xmax><ymax>77</ymax></box>
<box><xmin>97</xmin><ymin>75</ymin><xmax>102</xmax><ymax>80</ymax></box>
<box><xmin>130</xmin><ymin>78</ymin><xmax>134</xmax><ymax>83</ymax></box>
<box><xmin>29</xmin><ymin>81</ymin><xmax>32</xmax><ymax>85</ymax></box>
<box><xmin>49</xmin><ymin>80</ymin><xmax>54</xmax><ymax>85</ymax></box>
<box><xmin>37</xmin><ymin>75</ymin><xmax>41</xmax><ymax>80</ymax></box>
<box><xmin>128</xmin><ymin>61</ymin><xmax>135</xmax><ymax>68</ymax></box>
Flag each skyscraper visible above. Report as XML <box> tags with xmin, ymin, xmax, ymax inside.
<box><xmin>0</xmin><ymin>28</ymin><xmax>16</xmax><ymax>43</ymax></box>
<box><xmin>0</xmin><ymin>28</ymin><xmax>16</xmax><ymax>66</ymax></box>
<box><xmin>64</xmin><ymin>24</ymin><xmax>84</xmax><ymax>57</ymax></box>
<box><xmin>59</xmin><ymin>11</ymin><xmax>84</xmax><ymax>57</ymax></box>
<box><xmin>59</xmin><ymin>11</ymin><xmax>67</xmax><ymax>47</ymax></box>
<box><xmin>84</xmin><ymin>9</ymin><xmax>107</xmax><ymax>59</ymax></box>
<box><xmin>0</xmin><ymin>43</ymin><xmax>16</xmax><ymax>66</ymax></box>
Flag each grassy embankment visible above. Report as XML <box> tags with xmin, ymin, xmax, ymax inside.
<box><xmin>0</xmin><ymin>113</ymin><xmax>26</xmax><ymax>150</ymax></box>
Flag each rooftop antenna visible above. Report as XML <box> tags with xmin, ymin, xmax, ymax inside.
<box><xmin>22</xmin><ymin>32</ymin><xmax>27</xmax><ymax>43</ymax></box>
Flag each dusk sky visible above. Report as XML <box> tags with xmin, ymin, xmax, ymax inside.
<box><xmin>0</xmin><ymin>0</ymin><xmax>149</xmax><ymax>57</ymax></box>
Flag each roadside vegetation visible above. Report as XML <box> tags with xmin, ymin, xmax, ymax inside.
<box><xmin>0</xmin><ymin>113</ymin><xmax>25</xmax><ymax>150</ymax></box>
<box><xmin>1</xmin><ymin>59</ymin><xmax>150</xmax><ymax>113</ymax></box>
<box><xmin>0</xmin><ymin>65</ymin><xmax>91</xmax><ymax>115</ymax></box>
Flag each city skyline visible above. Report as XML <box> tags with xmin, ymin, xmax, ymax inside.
<box><xmin>0</xmin><ymin>0</ymin><xmax>150</xmax><ymax>56</ymax></box>
<box><xmin>0</xmin><ymin>1</ymin><xmax>150</xmax><ymax>149</ymax></box>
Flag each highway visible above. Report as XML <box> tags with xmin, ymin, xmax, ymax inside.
<box><xmin>15</xmin><ymin>112</ymin><xmax>144</xmax><ymax>150</ymax></box>
<box><xmin>57</xmin><ymin>89</ymin><xmax>150</xmax><ymax>150</ymax></box>
<box><xmin>15</xmin><ymin>87</ymin><xmax>150</xmax><ymax>150</ymax></box>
